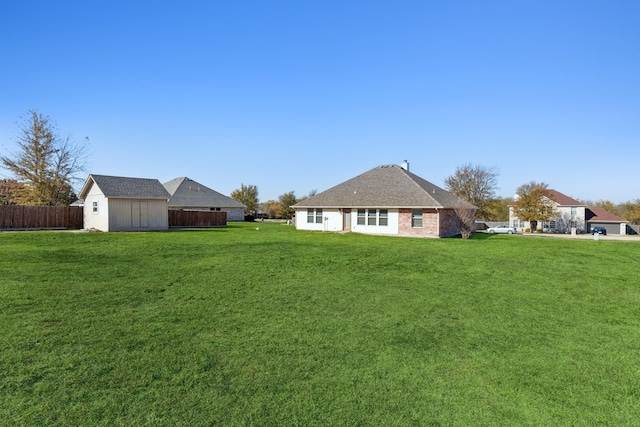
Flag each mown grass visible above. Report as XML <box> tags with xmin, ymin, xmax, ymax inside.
<box><xmin>1</xmin><ymin>223</ymin><xmax>639</xmax><ymax>426</ymax></box>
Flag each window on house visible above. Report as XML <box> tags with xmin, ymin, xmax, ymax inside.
<box><xmin>379</xmin><ymin>209</ymin><xmax>388</xmax><ymax>226</ymax></box>
<box><xmin>357</xmin><ymin>209</ymin><xmax>366</xmax><ymax>225</ymax></box>
<box><xmin>412</xmin><ymin>209</ymin><xmax>423</xmax><ymax>227</ymax></box>
<box><xmin>367</xmin><ymin>209</ymin><xmax>377</xmax><ymax>226</ymax></box>
<box><xmin>92</xmin><ymin>201</ymin><xmax>98</xmax><ymax>213</ymax></box>
<box><xmin>550</xmin><ymin>220</ymin><xmax>556</xmax><ymax>229</ymax></box>
<box><xmin>307</xmin><ymin>208</ymin><xmax>324</xmax><ymax>224</ymax></box>
<box><xmin>571</xmin><ymin>207</ymin><xmax>577</xmax><ymax>216</ymax></box>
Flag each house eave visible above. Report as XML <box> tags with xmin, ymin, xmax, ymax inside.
<box><xmin>293</xmin><ymin>204</ymin><xmax>450</xmax><ymax>209</ymax></box>
<box><xmin>106</xmin><ymin>196</ymin><xmax>169</xmax><ymax>201</ymax></box>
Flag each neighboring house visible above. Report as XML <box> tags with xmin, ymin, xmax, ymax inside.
<box><xmin>509</xmin><ymin>189</ymin><xmax>627</xmax><ymax>235</ymax></box>
<box><xmin>79</xmin><ymin>174</ymin><xmax>170</xmax><ymax>232</ymax></box>
<box><xmin>292</xmin><ymin>164</ymin><xmax>476</xmax><ymax>238</ymax></box>
<box><xmin>163</xmin><ymin>177</ymin><xmax>245</xmax><ymax>221</ymax></box>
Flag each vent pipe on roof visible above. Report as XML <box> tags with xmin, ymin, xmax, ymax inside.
<box><xmin>401</xmin><ymin>160</ymin><xmax>409</xmax><ymax>171</ymax></box>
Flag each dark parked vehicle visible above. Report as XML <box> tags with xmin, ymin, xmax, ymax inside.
<box><xmin>592</xmin><ymin>226</ymin><xmax>607</xmax><ymax>235</ymax></box>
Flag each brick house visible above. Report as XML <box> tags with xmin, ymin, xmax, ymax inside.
<box><xmin>292</xmin><ymin>163</ymin><xmax>476</xmax><ymax>238</ymax></box>
<box><xmin>163</xmin><ymin>177</ymin><xmax>245</xmax><ymax>222</ymax></box>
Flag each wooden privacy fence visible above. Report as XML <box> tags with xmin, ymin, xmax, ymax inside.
<box><xmin>169</xmin><ymin>209</ymin><xmax>227</xmax><ymax>228</ymax></box>
<box><xmin>0</xmin><ymin>205</ymin><xmax>83</xmax><ymax>229</ymax></box>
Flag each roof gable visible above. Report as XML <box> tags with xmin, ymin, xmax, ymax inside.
<box><xmin>79</xmin><ymin>175</ymin><xmax>170</xmax><ymax>200</ymax></box>
<box><xmin>163</xmin><ymin>177</ymin><xmax>245</xmax><ymax>208</ymax></box>
<box><xmin>294</xmin><ymin>164</ymin><xmax>475</xmax><ymax>209</ymax></box>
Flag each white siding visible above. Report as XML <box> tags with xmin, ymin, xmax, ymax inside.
<box><xmin>294</xmin><ymin>208</ymin><xmax>400</xmax><ymax>235</ymax></box>
<box><xmin>352</xmin><ymin>209</ymin><xmax>399</xmax><ymax>235</ymax></box>
<box><xmin>295</xmin><ymin>208</ymin><xmax>341</xmax><ymax>231</ymax></box>
<box><xmin>554</xmin><ymin>206</ymin><xmax>586</xmax><ymax>230</ymax></box>
<box><xmin>83</xmin><ymin>182</ymin><xmax>109</xmax><ymax>231</ymax></box>
<box><xmin>108</xmin><ymin>198</ymin><xmax>168</xmax><ymax>231</ymax></box>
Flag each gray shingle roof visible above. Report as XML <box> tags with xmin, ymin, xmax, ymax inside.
<box><xmin>293</xmin><ymin>164</ymin><xmax>476</xmax><ymax>209</ymax></box>
<box><xmin>80</xmin><ymin>175</ymin><xmax>170</xmax><ymax>199</ymax></box>
<box><xmin>163</xmin><ymin>177</ymin><xmax>245</xmax><ymax>209</ymax></box>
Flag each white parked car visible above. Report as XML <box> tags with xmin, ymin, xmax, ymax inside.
<box><xmin>487</xmin><ymin>225</ymin><xmax>516</xmax><ymax>234</ymax></box>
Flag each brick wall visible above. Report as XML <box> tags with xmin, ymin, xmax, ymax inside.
<box><xmin>397</xmin><ymin>208</ymin><xmax>462</xmax><ymax>238</ymax></box>
<box><xmin>398</xmin><ymin>208</ymin><xmax>440</xmax><ymax>237</ymax></box>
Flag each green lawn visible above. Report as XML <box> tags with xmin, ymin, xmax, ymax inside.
<box><xmin>1</xmin><ymin>223</ymin><xmax>639</xmax><ymax>426</ymax></box>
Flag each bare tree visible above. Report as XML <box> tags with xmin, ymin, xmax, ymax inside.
<box><xmin>444</xmin><ymin>163</ymin><xmax>499</xmax><ymax>219</ymax></box>
<box><xmin>1</xmin><ymin>110</ymin><xmax>88</xmax><ymax>205</ymax></box>
<box><xmin>453</xmin><ymin>201</ymin><xmax>477</xmax><ymax>239</ymax></box>
<box><xmin>555</xmin><ymin>212</ymin><xmax>582</xmax><ymax>234</ymax></box>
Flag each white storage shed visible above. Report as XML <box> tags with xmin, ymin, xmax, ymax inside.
<box><xmin>79</xmin><ymin>174</ymin><xmax>170</xmax><ymax>232</ymax></box>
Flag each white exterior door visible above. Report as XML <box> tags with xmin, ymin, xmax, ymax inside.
<box><xmin>343</xmin><ymin>209</ymin><xmax>351</xmax><ymax>230</ymax></box>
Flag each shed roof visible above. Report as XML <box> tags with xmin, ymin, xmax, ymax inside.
<box><xmin>163</xmin><ymin>177</ymin><xmax>245</xmax><ymax>208</ymax></box>
<box><xmin>293</xmin><ymin>164</ymin><xmax>475</xmax><ymax>209</ymax></box>
<box><xmin>79</xmin><ymin>174</ymin><xmax>170</xmax><ymax>200</ymax></box>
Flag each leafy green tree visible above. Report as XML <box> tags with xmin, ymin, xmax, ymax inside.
<box><xmin>592</xmin><ymin>199</ymin><xmax>621</xmax><ymax>218</ymax></box>
<box><xmin>0</xmin><ymin>179</ymin><xmax>25</xmax><ymax>205</ymax></box>
<box><xmin>512</xmin><ymin>181</ymin><xmax>556</xmax><ymax>232</ymax></box>
<box><xmin>483</xmin><ymin>197</ymin><xmax>512</xmax><ymax>221</ymax></box>
<box><xmin>277</xmin><ymin>191</ymin><xmax>297</xmax><ymax>220</ymax></box>
<box><xmin>444</xmin><ymin>163</ymin><xmax>499</xmax><ymax>219</ymax></box>
<box><xmin>262</xmin><ymin>200</ymin><xmax>279</xmax><ymax>219</ymax></box>
<box><xmin>231</xmin><ymin>183</ymin><xmax>259</xmax><ymax>215</ymax></box>
<box><xmin>618</xmin><ymin>199</ymin><xmax>640</xmax><ymax>224</ymax></box>
<box><xmin>1</xmin><ymin>110</ymin><xmax>87</xmax><ymax>206</ymax></box>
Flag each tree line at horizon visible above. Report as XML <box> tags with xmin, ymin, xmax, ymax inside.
<box><xmin>443</xmin><ymin>163</ymin><xmax>640</xmax><ymax>226</ymax></box>
<box><xmin>2</xmin><ymin>111</ymin><xmax>639</xmax><ymax>225</ymax></box>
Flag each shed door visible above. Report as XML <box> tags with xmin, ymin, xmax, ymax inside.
<box><xmin>132</xmin><ymin>201</ymin><xmax>149</xmax><ymax>228</ymax></box>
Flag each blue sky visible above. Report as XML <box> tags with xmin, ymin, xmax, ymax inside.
<box><xmin>1</xmin><ymin>1</ymin><xmax>639</xmax><ymax>203</ymax></box>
